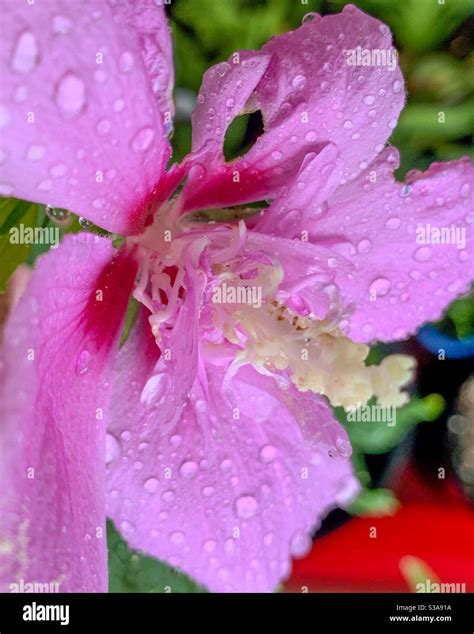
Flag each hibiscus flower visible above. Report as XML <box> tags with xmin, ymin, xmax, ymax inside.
<box><xmin>0</xmin><ymin>1</ymin><xmax>472</xmax><ymax>594</ymax></box>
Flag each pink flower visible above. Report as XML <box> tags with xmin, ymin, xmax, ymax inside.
<box><xmin>0</xmin><ymin>1</ymin><xmax>472</xmax><ymax>593</ymax></box>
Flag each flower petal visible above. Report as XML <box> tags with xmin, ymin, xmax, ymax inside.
<box><xmin>0</xmin><ymin>0</ymin><xmax>173</xmax><ymax>234</ymax></box>
<box><xmin>0</xmin><ymin>235</ymin><xmax>137</xmax><ymax>592</ymax></box>
<box><xmin>191</xmin><ymin>51</ymin><xmax>271</xmax><ymax>159</ymax></box>
<box><xmin>180</xmin><ymin>4</ymin><xmax>404</xmax><ymax>213</ymax></box>
<box><xmin>256</xmin><ymin>4</ymin><xmax>405</xmax><ymax>181</ymax></box>
<box><xmin>106</xmin><ymin>359</ymin><xmax>356</xmax><ymax>592</ymax></box>
<box><xmin>312</xmin><ymin>150</ymin><xmax>474</xmax><ymax>342</ymax></box>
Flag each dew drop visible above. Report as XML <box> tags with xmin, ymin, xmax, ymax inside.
<box><xmin>119</xmin><ymin>51</ymin><xmax>134</xmax><ymax>73</ymax></box>
<box><xmin>235</xmin><ymin>495</ymin><xmax>258</xmax><ymax>519</ymax></box>
<box><xmin>259</xmin><ymin>444</ymin><xmax>277</xmax><ymax>463</ymax></box>
<box><xmin>290</xmin><ymin>530</ymin><xmax>312</xmax><ymax>557</ymax></box>
<box><xmin>414</xmin><ymin>246</ymin><xmax>432</xmax><ymax>262</ymax></box>
<box><xmin>291</xmin><ymin>74</ymin><xmax>306</xmax><ymax>90</ymax></box>
<box><xmin>105</xmin><ymin>433</ymin><xmax>120</xmax><ymax>464</ymax></box>
<box><xmin>113</xmin><ymin>98</ymin><xmax>125</xmax><ymax>112</ymax></box>
<box><xmin>97</xmin><ymin>119</ymin><xmax>111</xmax><ymax>135</ymax></box>
<box><xmin>220</xmin><ymin>459</ymin><xmax>232</xmax><ymax>472</ymax></box>
<box><xmin>170</xmin><ymin>531</ymin><xmax>185</xmax><ymax>545</ymax></box>
<box><xmin>369</xmin><ymin>277</ymin><xmax>391</xmax><ymax>297</ymax></box>
<box><xmin>393</xmin><ymin>80</ymin><xmax>402</xmax><ymax>93</ymax></box>
<box><xmin>357</xmin><ymin>238</ymin><xmax>372</xmax><ymax>254</ymax></box>
<box><xmin>79</xmin><ymin>216</ymin><xmax>92</xmax><ymax>228</ymax></box>
<box><xmin>76</xmin><ymin>350</ymin><xmax>91</xmax><ymax>375</ymax></box>
<box><xmin>179</xmin><ymin>461</ymin><xmax>198</xmax><ymax>479</ymax></box>
<box><xmin>50</xmin><ymin>163</ymin><xmax>67</xmax><ymax>178</ymax></box>
<box><xmin>144</xmin><ymin>477</ymin><xmax>159</xmax><ymax>494</ymax></box>
<box><xmin>45</xmin><ymin>205</ymin><xmax>70</xmax><ymax>223</ymax></box>
<box><xmin>26</xmin><ymin>145</ymin><xmax>45</xmax><ymax>161</ymax></box>
<box><xmin>12</xmin><ymin>31</ymin><xmax>38</xmax><ymax>74</ymax></box>
<box><xmin>363</xmin><ymin>94</ymin><xmax>375</xmax><ymax>105</ymax></box>
<box><xmin>56</xmin><ymin>73</ymin><xmax>86</xmax><ymax>119</ymax></box>
<box><xmin>162</xmin><ymin>490</ymin><xmax>175</xmax><ymax>502</ymax></box>
<box><xmin>385</xmin><ymin>216</ymin><xmax>401</xmax><ymax>230</ymax></box>
<box><xmin>0</xmin><ymin>104</ymin><xmax>10</xmax><ymax>128</ymax></box>
<box><xmin>52</xmin><ymin>15</ymin><xmax>72</xmax><ymax>34</ymax></box>
<box><xmin>130</xmin><ymin>127</ymin><xmax>154</xmax><ymax>152</ymax></box>
<box><xmin>302</xmin><ymin>12</ymin><xmax>319</xmax><ymax>23</ymax></box>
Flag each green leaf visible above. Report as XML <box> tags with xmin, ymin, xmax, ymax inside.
<box><xmin>0</xmin><ymin>200</ymin><xmax>38</xmax><ymax>292</ymax></box>
<box><xmin>335</xmin><ymin>394</ymin><xmax>445</xmax><ymax>455</ymax></box>
<box><xmin>0</xmin><ymin>199</ymin><xmax>33</xmax><ymax>235</ymax></box>
<box><xmin>399</xmin><ymin>556</ymin><xmax>440</xmax><ymax>592</ymax></box>
<box><xmin>349</xmin><ymin>488</ymin><xmax>400</xmax><ymax>518</ymax></box>
<box><xmin>107</xmin><ymin>520</ymin><xmax>207</xmax><ymax>593</ymax></box>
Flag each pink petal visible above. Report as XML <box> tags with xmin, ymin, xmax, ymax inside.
<box><xmin>254</xmin><ymin>143</ymin><xmax>344</xmax><ymax>237</ymax></box>
<box><xmin>106</xmin><ymin>355</ymin><xmax>356</xmax><ymax>592</ymax></box>
<box><xmin>313</xmin><ymin>150</ymin><xmax>474</xmax><ymax>342</ymax></box>
<box><xmin>256</xmin><ymin>4</ymin><xmax>405</xmax><ymax>182</ymax></box>
<box><xmin>0</xmin><ymin>0</ymin><xmax>173</xmax><ymax>234</ymax></box>
<box><xmin>180</xmin><ymin>5</ymin><xmax>404</xmax><ymax>213</ymax></box>
<box><xmin>0</xmin><ymin>235</ymin><xmax>137</xmax><ymax>592</ymax></box>
<box><xmin>181</xmin><ymin>101</ymin><xmax>326</xmax><ymax>213</ymax></box>
<box><xmin>191</xmin><ymin>51</ymin><xmax>271</xmax><ymax>159</ymax></box>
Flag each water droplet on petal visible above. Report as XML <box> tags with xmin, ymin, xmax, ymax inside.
<box><xmin>130</xmin><ymin>127</ymin><xmax>154</xmax><ymax>152</ymax></box>
<box><xmin>363</xmin><ymin>94</ymin><xmax>375</xmax><ymax>105</ymax></box>
<box><xmin>119</xmin><ymin>51</ymin><xmax>134</xmax><ymax>73</ymax></box>
<box><xmin>0</xmin><ymin>104</ymin><xmax>10</xmax><ymax>128</ymax></box>
<box><xmin>357</xmin><ymin>239</ymin><xmax>372</xmax><ymax>254</ymax></box>
<box><xmin>105</xmin><ymin>433</ymin><xmax>120</xmax><ymax>464</ymax></box>
<box><xmin>336</xmin><ymin>437</ymin><xmax>352</xmax><ymax>458</ymax></box>
<box><xmin>50</xmin><ymin>163</ymin><xmax>67</xmax><ymax>178</ymax></box>
<box><xmin>179</xmin><ymin>461</ymin><xmax>198</xmax><ymax>479</ymax></box>
<box><xmin>369</xmin><ymin>277</ymin><xmax>391</xmax><ymax>297</ymax></box>
<box><xmin>162</xmin><ymin>490</ymin><xmax>175</xmax><ymax>502</ymax></box>
<box><xmin>259</xmin><ymin>445</ymin><xmax>277</xmax><ymax>463</ymax></box>
<box><xmin>235</xmin><ymin>495</ymin><xmax>258</xmax><ymax>519</ymax></box>
<box><xmin>12</xmin><ymin>31</ymin><xmax>38</xmax><ymax>74</ymax></box>
<box><xmin>414</xmin><ymin>246</ymin><xmax>432</xmax><ymax>262</ymax></box>
<box><xmin>144</xmin><ymin>477</ymin><xmax>159</xmax><ymax>494</ymax></box>
<box><xmin>96</xmin><ymin>119</ymin><xmax>111</xmax><ymax>135</ymax></box>
<box><xmin>203</xmin><ymin>539</ymin><xmax>216</xmax><ymax>553</ymax></box>
<box><xmin>385</xmin><ymin>216</ymin><xmax>401</xmax><ymax>230</ymax></box>
<box><xmin>220</xmin><ymin>459</ymin><xmax>232</xmax><ymax>473</ymax></box>
<box><xmin>291</xmin><ymin>74</ymin><xmax>306</xmax><ymax>90</ymax></box>
<box><xmin>76</xmin><ymin>349</ymin><xmax>91</xmax><ymax>375</ymax></box>
<box><xmin>52</xmin><ymin>15</ymin><xmax>73</xmax><ymax>34</ymax></box>
<box><xmin>393</xmin><ymin>80</ymin><xmax>402</xmax><ymax>93</ymax></box>
<box><xmin>56</xmin><ymin>73</ymin><xmax>86</xmax><ymax>119</ymax></box>
<box><xmin>399</xmin><ymin>184</ymin><xmax>411</xmax><ymax>197</ymax></box>
<box><xmin>302</xmin><ymin>12</ymin><xmax>319</xmax><ymax>23</ymax></box>
<box><xmin>290</xmin><ymin>530</ymin><xmax>312</xmax><ymax>557</ymax></box>
<box><xmin>170</xmin><ymin>531</ymin><xmax>185</xmax><ymax>546</ymax></box>
<box><xmin>26</xmin><ymin>145</ymin><xmax>45</xmax><ymax>161</ymax></box>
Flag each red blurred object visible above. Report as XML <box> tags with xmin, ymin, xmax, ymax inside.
<box><xmin>286</xmin><ymin>464</ymin><xmax>474</xmax><ymax>592</ymax></box>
